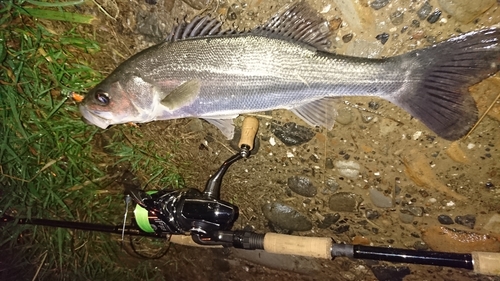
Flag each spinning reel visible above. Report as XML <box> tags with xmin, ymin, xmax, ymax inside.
<box><xmin>128</xmin><ymin>117</ymin><xmax>259</xmax><ymax>246</ymax></box>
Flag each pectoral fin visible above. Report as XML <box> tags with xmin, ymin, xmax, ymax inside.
<box><xmin>290</xmin><ymin>98</ymin><xmax>339</xmax><ymax>130</ymax></box>
<box><xmin>161</xmin><ymin>79</ymin><xmax>201</xmax><ymax>110</ymax></box>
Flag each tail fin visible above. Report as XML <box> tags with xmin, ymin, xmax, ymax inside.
<box><xmin>388</xmin><ymin>28</ymin><xmax>500</xmax><ymax>140</ymax></box>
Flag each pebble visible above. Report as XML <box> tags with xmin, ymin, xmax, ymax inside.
<box><xmin>437</xmin><ymin>214</ymin><xmax>454</xmax><ymax>225</ymax></box>
<box><xmin>317</xmin><ymin>213</ymin><xmax>341</xmax><ymax>228</ymax></box>
<box><xmin>390</xmin><ymin>10</ymin><xmax>404</xmax><ymax>25</ymax></box>
<box><xmin>369</xmin><ymin>188</ymin><xmax>393</xmax><ymax>208</ymax></box>
<box><xmin>365</xmin><ymin>209</ymin><xmax>380</xmax><ymax>220</ymax></box>
<box><xmin>181</xmin><ymin>0</ymin><xmax>211</xmax><ymax>10</ymax></box>
<box><xmin>226</xmin><ymin>3</ymin><xmax>244</xmax><ymax>21</ymax></box>
<box><xmin>325</xmin><ymin>158</ymin><xmax>334</xmax><ymax>169</ymax></box>
<box><xmin>413</xmin><ymin>241</ymin><xmax>429</xmax><ymax>251</ymax></box>
<box><xmin>324</xmin><ymin>177</ymin><xmax>339</xmax><ymax>193</ymax></box>
<box><xmin>370</xmin><ymin>0</ymin><xmax>390</xmax><ymax>10</ymax></box>
<box><xmin>417</xmin><ymin>1</ymin><xmax>433</xmax><ymax>20</ymax></box>
<box><xmin>342</xmin><ymin>33</ymin><xmax>354</xmax><ymax>43</ymax></box>
<box><xmin>426</xmin><ymin>10</ymin><xmax>442</xmax><ymax>23</ymax></box>
<box><xmin>328</xmin><ymin>192</ymin><xmax>363</xmax><ymax>212</ymax></box>
<box><xmin>400</xmin><ymin>205</ymin><xmax>423</xmax><ymax>217</ymax></box>
<box><xmin>399</xmin><ymin>213</ymin><xmax>415</xmax><ymax>224</ymax></box>
<box><xmin>368</xmin><ymin>101</ymin><xmax>380</xmax><ymax>110</ymax></box>
<box><xmin>437</xmin><ymin>0</ymin><xmax>496</xmax><ymax>23</ymax></box>
<box><xmin>271</xmin><ymin>122</ymin><xmax>315</xmax><ymax>146</ymax></box>
<box><xmin>375</xmin><ymin>33</ymin><xmax>390</xmax><ymax>45</ymax></box>
<box><xmin>261</xmin><ymin>202</ymin><xmax>313</xmax><ymax>231</ymax></box>
<box><xmin>370</xmin><ymin>265</ymin><xmax>411</xmax><ymax>281</ymax></box>
<box><xmin>333</xmin><ymin>224</ymin><xmax>350</xmax><ymax>234</ymax></box>
<box><xmin>361</xmin><ymin>113</ymin><xmax>374</xmax><ymax>123</ymax></box>
<box><xmin>483</xmin><ymin>214</ymin><xmax>500</xmax><ymax>233</ymax></box>
<box><xmin>335</xmin><ymin>108</ymin><xmax>354</xmax><ymax>125</ymax></box>
<box><xmin>187</xmin><ymin>118</ymin><xmax>203</xmax><ymax>133</ymax></box>
<box><xmin>287</xmin><ymin>176</ymin><xmax>317</xmax><ymax>197</ymax></box>
<box><xmin>455</xmin><ymin>214</ymin><xmax>476</xmax><ymax>229</ymax></box>
<box><xmin>335</xmin><ymin>160</ymin><xmax>361</xmax><ymax>179</ymax></box>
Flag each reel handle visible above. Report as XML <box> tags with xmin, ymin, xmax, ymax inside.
<box><xmin>238</xmin><ymin>116</ymin><xmax>259</xmax><ymax>151</ymax></box>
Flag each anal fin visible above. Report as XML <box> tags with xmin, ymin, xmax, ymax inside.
<box><xmin>203</xmin><ymin>116</ymin><xmax>237</xmax><ymax>139</ymax></box>
<box><xmin>290</xmin><ymin>98</ymin><xmax>339</xmax><ymax>130</ymax></box>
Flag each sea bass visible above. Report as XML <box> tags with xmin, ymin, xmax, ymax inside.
<box><xmin>79</xmin><ymin>2</ymin><xmax>500</xmax><ymax>141</ymax></box>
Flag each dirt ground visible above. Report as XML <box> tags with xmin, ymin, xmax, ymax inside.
<box><xmin>73</xmin><ymin>0</ymin><xmax>500</xmax><ymax>280</ymax></box>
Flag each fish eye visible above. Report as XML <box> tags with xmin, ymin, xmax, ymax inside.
<box><xmin>95</xmin><ymin>90</ymin><xmax>110</xmax><ymax>105</ymax></box>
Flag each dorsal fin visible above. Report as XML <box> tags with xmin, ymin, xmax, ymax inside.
<box><xmin>166</xmin><ymin>1</ymin><xmax>331</xmax><ymax>50</ymax></box>
<box><xmin>166</xmin><ymin>15</ymin><xmax>234</xmax><ymax>42</ymax></box>
<box><xmin>252</xmin><ymin>1</ymin><xmax>332</xmax><ymax>50</ymax></box>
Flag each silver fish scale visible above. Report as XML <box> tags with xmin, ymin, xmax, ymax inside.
<box><xmin>125</xmin><ymin>35</ymin><xmax>410</xmax><ymax>119</ymax></box>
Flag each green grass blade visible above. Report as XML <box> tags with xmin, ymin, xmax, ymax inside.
<box><xmin>20</xmin><ymin>7</ymin><xmax>97</xmax><ymax>24</ymax></box>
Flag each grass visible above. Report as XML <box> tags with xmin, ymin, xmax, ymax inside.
<box><xmin>0</xmin><ymin>1</ymin><xmax>182</xmax><ymax>280</ymax></box>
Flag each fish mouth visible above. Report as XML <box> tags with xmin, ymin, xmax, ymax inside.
<box><xmin>79</xmin><ymin>105</ymin><xmax>111</xmax><ymax>129</ymax></box>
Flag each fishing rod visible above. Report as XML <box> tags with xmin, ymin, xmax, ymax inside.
<box><xmin>2</xmin><ymin>117</ymin><xmax>499</xmax><ymax>276</ymax></box>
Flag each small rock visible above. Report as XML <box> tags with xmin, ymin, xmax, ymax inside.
<box><xmin>417</xmin><ymin>1</ymin><xmax>433</xmax><ymax>20</ymax></box>
<box><xmin>361</xmin><ymin>113</ymin><xmax>374</xmax><ymax>123</ymax></box>
<box><xmin>187</xmin><ymin>118</ymin><xmax>204</xmax><ymax>133</ymax></box>
<box><xmin>390</xmin><ymin>10</ymin><xmax>404</xmax><ymax>25</ymax></box>
<box><xmin>368</xmin><ymin>101</ymin><xmax>380</xmax><ymax>110</ymax></box>
<box><xmin>332</xmin><ymin>224</ymin><xmax>350</xmax><ymax>234</ymax></box>
<box><xmin>437</xmin><ymin>214</ymin><xmax>454</xmax><ymax>225</ymax></box>
<box><xmin>413</xmin><ymin>241</ymin><xmax>429</xmax><ymax>251</ymax></box>
<box><xmin>335</xmin><ymin>108</ymin><xmax>354</xmax><ymax>125</ymax></box>
<box><xmin>399</xmin><ymin>213</ymin><xmax>415</xmax><ymax>224</ymax></box>
<box><xmin>181</xmin><ymin>0</ymin><xmax>211</xmax><ymax>10</ymax></box>
<box><xmin>342</xmin><ymin>33</ymin><xmax>353</xmax><ymax>43</ymax></box>
<box><xmin>317</xmin><ymin>213</ymin><xmax>341</xmax><ymax>228</ymax></box>
<box><xmin>262</xmin><ymin>202</ymin><xmax>313</xmax><ymax>231</ymax></box>
<box><xmin>325</xmin><ymin>158</ymin><xmax>334</xmax><ymax>169</ymax></box>
<box><xmin>400</xmin><ymin>205</ymin><xmax>423</xmax><ymax>217</ymax></box>
<box><xmin>226</xmin><ymin>3</ymin><xmax>244</xmax><ymax>21</ymax></box>
<box><xmin>328</xmin><ymin>192</ymin><xmax>363</xmax><ymax>212</ymax></box>
<box><xmin>365</xmin><ymin>209</ymin><xmax>380</xmax><ymax>220</ymax></box>
<box><xmin>455</xmin><ymin>214</ymin><xmax>476</xmax><ymax>229</ymax></box>
<box><xmin>287</xmin><ymin>176</ymin><xmax>317</xmax><ymax>197</ymax></box>
<box><xmin>271</xmin><ymin>122</ymin><xmax>315</xmax><ymax>146</ymax></box>
<box><xmin>426</xmin><ymin>9</ymin><xmax>442</xmax><ymax>23</ymax></box>
<box><xmin>335</xmin><ymin>160</ymin><xmax>361</xmax><ymax>179</ymax></box>
<box><xmin>309</xmin><ymin>154</ymin><xmax>319</xmax><ymax>163</ymax></box>
<box><xmin>411</xmin><ymin>19</ymin><xmax>420</xmax><ymax>28</ymax></box>
<box><xmin>485</xmin><ymin>182</ymin><xmax>495</xmax><ymax>189</ymax></box>
<box><xmin>334</xmin><ymin>0</ymin><xmax>375</xmax><ymax>30</ymax></box>
<box><xmin>437</xmin><ymin>0</ymin><xmax>496</xmax><ymax>23</ymax></box>
<box><xmin>369</xmin><ymin>188</ymin><xmax>393</xmax><ymax>208</ymax></box>
<box><xmin>375</xmin><ymin>33</ymin><xmax>390</xmax><ymax>44</ymax></box>
<box><xmin>483</xmin><ymin>214</ymin><xmax>500</xmax><ymax>233</ymax></box>
<box><xmin>324</xmin><ymin>177</ymin><xmax>339</xmax><ymax>193</ymax></box>
<box><xmin>370</xmin><ymin>265</ymin><xmax>411</xmax><ymax>281</ymax></box>
<box><xmin>370</xmin><ymin>0</ymin><xmax>390</xmax><ymax>10</ymax></box>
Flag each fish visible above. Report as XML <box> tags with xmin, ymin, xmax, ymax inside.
<box><xmin>79</xmin><ymin>1</ymin><xmax>500</xmax><ymax>141</ymax></box>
